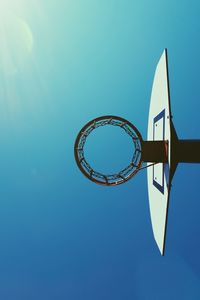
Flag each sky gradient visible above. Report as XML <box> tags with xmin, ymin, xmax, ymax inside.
<box><xmin>1</xmin><ymin>0</ymin><xmax>200</xmax><ymax>299</ymax></box>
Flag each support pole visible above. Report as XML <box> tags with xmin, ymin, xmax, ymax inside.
<box><xmin>173</xmin><ymin>140</ymin><xmax>200</xmax><ymax>163</ymax></box>
<box><xmin>141</xmin><ymin>139</ymin><xmax>200</xmax><ymax>164</ymax></box>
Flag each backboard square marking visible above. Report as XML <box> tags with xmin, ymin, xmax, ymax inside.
<box><xmin>153</xmin><ymin>109</ymin><xmax>165</xmax><ymax>194</ymax></box>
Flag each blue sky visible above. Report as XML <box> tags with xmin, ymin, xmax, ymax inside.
<box><xmin>1</xmin><ymin>0</ymin><xmax>200</xmax><ymax>299</ymax></box>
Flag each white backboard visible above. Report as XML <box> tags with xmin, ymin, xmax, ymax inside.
<box><xmin>147</xmin><ymin>49</ymin><xmax>172</xmax><ymax>255</ymax></box>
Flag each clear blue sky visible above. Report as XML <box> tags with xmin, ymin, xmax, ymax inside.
<box><xmin>1</xmin><ymin>0</ymin><xmax>200</xmax><ymax>299</ymax></box>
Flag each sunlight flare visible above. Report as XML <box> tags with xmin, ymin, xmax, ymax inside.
<box><xmin>0</xmin><ymin>5</ymin><xmax>34</xmax><ymax>75</ymax></box>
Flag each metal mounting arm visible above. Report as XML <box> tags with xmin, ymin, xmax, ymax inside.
<box><xmin>141</xmin><ymin>141</ymin><xmax>168</xmax><ymax>163</ymax></box>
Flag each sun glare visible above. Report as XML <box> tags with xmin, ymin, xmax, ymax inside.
<box><xmin>0</xmin><ymin>2</ymin><xmax>34</xmax><ymax>75</ymax></box>
<box><xmin>0</xmin><ymin>0</ymin><xmax>46</xmax><ymax>122</ymax></box>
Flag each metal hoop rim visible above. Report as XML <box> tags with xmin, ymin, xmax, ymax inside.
<box><xmin>74</xmin><ymin>115</ymin><xmax>143</xmax><ymax>186</ymax></box>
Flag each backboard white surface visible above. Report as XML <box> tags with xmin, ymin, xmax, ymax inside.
<box><xmin>147</xmin><ymin>49</ymin><xmax>172</xmax><ymax>255</ymax></box>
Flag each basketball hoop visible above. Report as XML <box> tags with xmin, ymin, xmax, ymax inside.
<box><xmin>74</xmin><ymin>49</ymin><xmax>200</xmax><ymax>255</ymax></box>
<box><xmin>74</xmin><ymin>115</ymin><xmax>143</xmax><ymax>186</ymax></box>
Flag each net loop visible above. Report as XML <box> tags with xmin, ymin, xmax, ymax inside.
<box><xmin>74</xmin><ymin>116</ymin><xmax>143</xmax><ymax>186</ymax></box>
